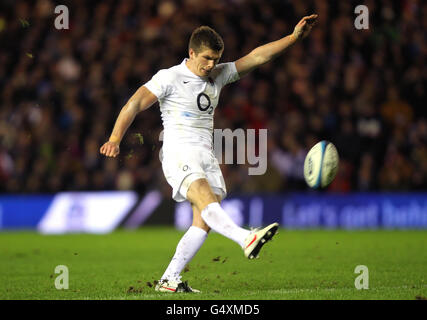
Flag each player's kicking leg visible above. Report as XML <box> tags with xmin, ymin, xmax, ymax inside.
<box><xmin>155</xmin><ymin>178</ymin><xmax>279</xmax><ymax>294</ymax></box>
<box><xmin>187</xmin><ymin>178</ymin><xmax>279</xmax><ymax>259</ymax></box>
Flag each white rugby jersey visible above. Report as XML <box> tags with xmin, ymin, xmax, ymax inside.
<box><xmin>144</xmin><ymin>59</ymin><xmax>239</xmax><ymax>149</ymax></box>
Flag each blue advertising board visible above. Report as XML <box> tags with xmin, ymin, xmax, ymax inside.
<box><xmin>0</xmin><ymin>192</ymin><xmax>137</xmax><ymax>232</ymax></box>
<box><xmin>175</xmin><ymin>193</ymin><xmax>427</xmax><ymax>230</ymax></box>
<box><xmin>1</xmin><ymin>192</ymin><xmax>427</xmax><ymax>231</ymax></box>
<box><xmin>0</xmin><ymin>195</ymin><xmax>54</xmax><ymax>229</ymax></box>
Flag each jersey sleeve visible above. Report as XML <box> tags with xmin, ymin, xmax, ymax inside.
<box><xmin>143</xmin><ymin>69</ymin><xmax>172</xmax><ymax>100</ymax></box>
<box><xmin>216</xmin><ymin>62</ymin><xmax>240</xmax><ymax>88</ymax></box>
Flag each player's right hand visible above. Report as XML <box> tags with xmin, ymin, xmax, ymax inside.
<box><xmin>100</xmin><ymin>141</ymin><xmax>120</xmax><ymax>157</ymax></box>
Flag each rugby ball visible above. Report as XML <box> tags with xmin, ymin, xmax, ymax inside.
<box><xmin>304</xmin><ymin>141</ymin><xmax>339</xmax><ymax>189</ymax></box>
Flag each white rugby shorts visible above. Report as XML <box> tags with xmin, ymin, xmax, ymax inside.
<box><xmin>161</xmin><ymin>145</ymin><xmax>226</xmax><ymax>202</ymax></box>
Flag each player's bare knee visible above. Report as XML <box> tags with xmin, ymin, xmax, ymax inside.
<box><xmin>187</xmin><ymin>178</ymin><xmax>210</xmax><ymax>196</ymax></box>
<box><xmin>187</xmin><ymin>178</ymin><xmax>218</xmax><ymax>211</ymax></box>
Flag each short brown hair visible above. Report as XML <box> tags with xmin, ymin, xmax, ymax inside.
<box><xmin>189</xmin><ymin>26</ymin><xmax>224</xmax><ymax>54</ymax></box>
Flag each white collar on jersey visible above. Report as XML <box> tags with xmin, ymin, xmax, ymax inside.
<box><xmin>181</xmin><ymin>58</ymin><xmax>211</xmax><ymax>81</ymax></box>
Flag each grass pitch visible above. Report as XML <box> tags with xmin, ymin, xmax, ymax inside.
<box><xmin>0</xmin><ymin>228</ymin><xmax>426</xmax><ymax>300</ymax></box>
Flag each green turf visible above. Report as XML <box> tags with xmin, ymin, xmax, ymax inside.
<box><xmin>0</xmin><ymin>228</ymin><xmax>426</xmax><ymax>300</ymax></box>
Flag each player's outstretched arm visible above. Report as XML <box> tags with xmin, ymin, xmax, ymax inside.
<box><xmin>235</xmin><ymin>14</ymin><xmax>318</xmax><ymax>78</ymax></box>
<box><xmin>100</xmin><ymin>86</ymin><xmax>157</xmax><ymax>158</ymax></box>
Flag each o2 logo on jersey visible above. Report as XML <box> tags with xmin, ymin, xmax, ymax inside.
<box><xmin>197</xmin><ymin>93</ymin><xmax>213</xmax><ymax>114</ymax></box>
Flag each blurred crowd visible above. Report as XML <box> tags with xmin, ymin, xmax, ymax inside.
<box><xmin>0</xmin><ymin>0</ymin><xmax>426</xmax><ymax>196</ymax></box>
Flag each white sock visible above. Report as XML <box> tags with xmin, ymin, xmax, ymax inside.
<box><xmin>161</xmin><ymin>226</ymin><xmax>207</xmax><ymax>281</ymax></box>
<box><xmin>201</xmin><ymin>202</ymin><xmax>250</xmax><ymax>248</ymax></box>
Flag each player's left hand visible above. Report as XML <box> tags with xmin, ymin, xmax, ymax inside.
<box><xmin>293</xmin><ymin>14</ymin><xmax>318</xmax><ymax>40</ymax></box>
